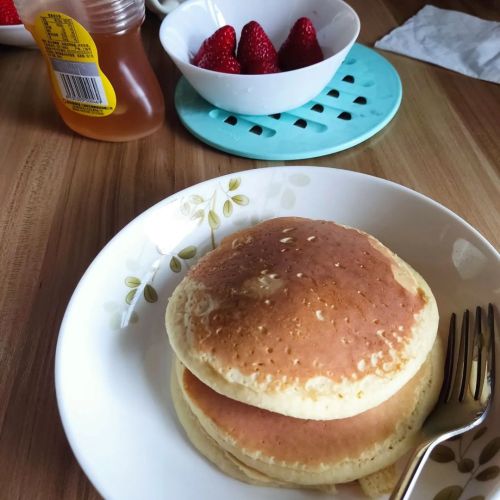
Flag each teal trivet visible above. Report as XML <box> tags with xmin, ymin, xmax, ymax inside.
<box><xmin>175</xmin><ymin>44</ymin><xmax>402</xmax><ymax>160</ymax></box>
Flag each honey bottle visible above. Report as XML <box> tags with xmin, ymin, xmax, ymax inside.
<box><xmin>14</xmin><ymin>0</ymin><xmax>165</xmax><ymax>141</ymax></box>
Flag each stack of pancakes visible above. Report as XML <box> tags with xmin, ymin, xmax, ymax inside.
<box><xmin>166</xmin><ymin>217</ymin><xmax>442</xmax><ymax>496</ymax></box>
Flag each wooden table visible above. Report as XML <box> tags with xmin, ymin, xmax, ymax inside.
<box><xmin>1</xmin><ymin>1</ymin><xmax>499</xmax><ymax>498</ymax></box>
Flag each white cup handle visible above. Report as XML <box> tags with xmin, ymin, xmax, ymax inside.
<box><xmin>146</xmin><ymin>0</ymin><xmax>181</xmax><ymax>17</ymax></box>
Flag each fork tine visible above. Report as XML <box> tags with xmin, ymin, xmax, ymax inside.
<box><xmin>474</xmin><ymin>307</ymin><xmax>485</xmax><ymax>400</ymax></box>
<box><xmin>476</xmin><ymin>303</ymin><xmax>496</xmax><ymax>401</ymax></box>
<box><xmin>487</xmin><ymin>303</ymin><xmax>496</xmax><ymax>392</ymax></box>
<box><xmin>459</xmin><ymin>309</ymin><xmax>472</xmax><ymax>401</ymax></box>
<box><xmin>450</xmin><ymin>309</ymin><xmax>469</xmax><ymax>401</ymax></box>
<box><xmin>462</xmin><ymin>307</ymin><xmax>479</xmax><ymax>401</ymax></box>
<box><xmin>439</xmin><ymin>313</ymin><xmax>456</xmax><ymax>403</ymax></box>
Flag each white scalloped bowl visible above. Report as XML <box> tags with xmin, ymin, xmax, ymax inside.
<box><xmin>159</xmin><ymin>0</ymin><xmax>360</xmax><ymax>115</ymax></box>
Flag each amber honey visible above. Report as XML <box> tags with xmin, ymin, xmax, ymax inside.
<box><xmin>28</xmin><ymin>22</ymin><xmax>165</xmax><ymax>142</ymax></box>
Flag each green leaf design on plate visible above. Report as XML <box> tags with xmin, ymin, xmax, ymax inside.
<box><xmin>170</xmin><ymin>256</ymin><xmax>182</xmax><ymax>273</ymax></box>
<box><xmin>180</xmin><ymin>202</ymin><xmax>191</xmax><ymax>216</ymax></box>
<box><xmin>288</xmin><ymin>173</ymin><xmax>310</xmax><ymax>186</ymax></box>
<box><xmin>190</xmin><ymin>195</ymin><xmax>204</xmax><ymax>204</ymax></box>
<box><xmin>473</xmin><ymin>427</ymin><xmax>487</xmax><ymax>441</ymax></box>
<box><xmin>223</xmin><ymin>199</ymin><xmax>233</xmax><ymax>217</ymax></box>
<box><xmin>125</xmin><ymin>276</ymin><xmax>141</xmax><ymax>288</ymax></box>
<box><xmin>191</xmin><ymin>209</ymin><xmax>205</xmax><ymax>221</ymax></box>
<box><xmin>467</xmin><ymin>496</ymin><xmax>485</xmax><ymax>500</ymax></box>
<box><xmin>228</xmin><ymin>178</ymin><xmax>241</xmax><ymax>191</ymax></box>
<box><xmin>208</xmin><ymin>210</ymin><xmax>220</xmax><ymax>229</ymax></box>
<box><xmin>479</xmin><ymin>437</ymin><xmax>500</xmax><ymax>465</ymax></box>
<box><xmin>130</xmin><ymin>311</ymin><xmax>139</xmax><ymax>324</ymax></box>
<box><xmin>231</xmin><ymin>194</ymin><xmax>249</xmax><ymax>206</ymax></box>
<box><xmin>475</xmin><ymin>465</ymin><xmax>500</xmax><ymax>481</ymax></box>
<box><xmin>144</xmin><ymin>284</ymin><xmax>158</xmax><ymax>303</ymax></box>
<box><xmin>125</xmin><ymin>288</ymin><xmax>137</xmax><ymax>305</ymax></box>
<box><xmin>178</xmin><ymin>246</ymin><xmax>197</xmax><ymax>260</ymax></box>
<box><xmin>430</xmin><ymin>444</ymin><xmax>455</xmax><ymax>463</ymax></box>
<box><xmin>433</xmin><ymin>485</ymin><xmax>463</xmax><ymax>500</ymax></box>
<box><xmin>458</xmin><ymin>458</ymin><xmax>475</xmax><ymax>473</ymax></box>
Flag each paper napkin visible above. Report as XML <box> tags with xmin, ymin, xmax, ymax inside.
<box><xmin>375</xmin><ymin>5</ymin><xmax>500</xmax><ymax>84</ymax></box>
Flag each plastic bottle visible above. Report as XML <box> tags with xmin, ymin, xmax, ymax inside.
<box><xmin>14</xmin><ymin>0</ymin><xmax>165</xmax><ymax>141</ymax></box>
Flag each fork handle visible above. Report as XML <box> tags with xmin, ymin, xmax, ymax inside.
<box><xmin>390</xmin><ymin>439</ymin><xmax>436</xmax><ymax>500</ymax></box>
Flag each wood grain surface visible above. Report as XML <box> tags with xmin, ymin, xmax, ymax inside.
<box><xmin>0</xmin><ymin>1</ymin><xmax>499</xmax><ymax>498</ymax></box>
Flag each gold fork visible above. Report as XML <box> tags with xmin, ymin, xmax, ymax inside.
<box><xmin>391</xmin><ymin>304</ymin><xmax>496</xmax><ymax>500</ymax></box>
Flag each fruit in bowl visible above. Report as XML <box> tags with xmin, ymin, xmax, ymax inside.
<box><xmin>192</xmin><ymin>25</ymin><xmax>241</xmax><ymax>74</ymax></box>
<box><xmin>0</xmin><ymin>0</ymin><xmax>36</xmax><ymax>48</ymax></box>
<box><xmin>0</xmin><ymin>0</ymin><xmax>21</xmax><ymax>25</ymax></box>
<box><xmin>279</xmin><ymin>17</ymin><xmax>324</xmax><ymax>71</ymax></box>
<box><xmin>159</xmin><ymin>0</ymin><xmax>360</xmax><ymax>115</ymax></box>
<box><xmin>192</xmin><ymin>18</ymin><xmax>324</xmax><ymax>75</ymax></box>
<box><xmin>238</xmin><ymin>21</ymin><xmax>280</xmax><ymax>74</ymax></box>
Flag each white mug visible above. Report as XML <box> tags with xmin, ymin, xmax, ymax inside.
<box><xmin>146</xmin><ymin>0</ymin><xmax>184</xmax><ymax>17</ymax></box>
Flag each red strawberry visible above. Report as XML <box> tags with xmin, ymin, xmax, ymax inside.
<box><xmin>278</xmin><ymin>17</ymin><xmax>324</xmax><ymax>71</ymax></box>
<box><xmin>237</xmin><ymin>21</ymin><xmax>279</xmax><ymax>74</ymax></box>
<box><xmin>0</xmin><ymin>0</ymin><xmax>22</xmax><ymax>25</ymax></box>
<box><xmin>196</xmin><ymin>51</ymin><xmax>241</xmax><ymax>74</ymax></box>
<box><xmin>193</xmin><ymin>25</ymin><xmax>237</xmax><ymax>67</ymax></box>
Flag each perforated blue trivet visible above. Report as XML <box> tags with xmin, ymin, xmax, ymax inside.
<box><xmin>175</xmin><ymin>44</ymin><xmax>402</xmax><ymax>160</ymax></box>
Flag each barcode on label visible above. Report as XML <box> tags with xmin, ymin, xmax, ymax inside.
<box><xmin>55</xmin><ymin>73</ymin><xmax>107</xmax><ymax>104</ymax></box>
<box><xmin>51</xmin><ymin>58</ymin><xmax>108</xmax><ymax>106</ymax></box>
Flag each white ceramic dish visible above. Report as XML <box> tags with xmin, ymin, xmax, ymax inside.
<box><xmin>146</xmin><ymin>0</ymin><xmax>185</xmax><ymax>18</ymax></box>
<box><xmin>0</xmin><ymin>23</ymin><xmax>36</xmax><ymax>48</ymax></box>
<box><xmin>56</xmin><ymin>166</ymin><xmax>500</xmax><ymax>500</ymax></box>
<box><xmin>159</xmin><ymin>0</ymin><xmax>360</xmax><ymax>115</ymax></box>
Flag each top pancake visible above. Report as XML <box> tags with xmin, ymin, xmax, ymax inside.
<box><xmin>165</xmin><ymin>217</ymin><xmax>439</xmax><ymax>419</ymax></box>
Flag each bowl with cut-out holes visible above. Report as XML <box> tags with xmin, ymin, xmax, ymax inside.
<box><xmin>159</xmin><ymin>0</ymin><xmax>360</xmax><ymax>115</ymax></box>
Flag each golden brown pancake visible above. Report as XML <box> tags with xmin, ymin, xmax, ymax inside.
<box><xmin>170</xmin><ymin>365</ymin><xmax>339</xmax><ymax>493</ymax></box>
<box><xmin>166</xmin><ymin>217</ymin><xmax>439</xmax><ymax>419</ymax></box>
<box><xmin>173</xmin><ymin>337</ymin><xmax>443</xmax><ymax>486</ymax></box>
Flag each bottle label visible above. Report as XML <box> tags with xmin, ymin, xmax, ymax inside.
<box><xmin>32</xmin><ymin>11</ymin><xmax>116</xmax><ymax>117</ymax></box>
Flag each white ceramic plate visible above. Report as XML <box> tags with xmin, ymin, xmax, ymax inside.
<box><xmin>0</xmin><ymin>24</ymin><xmax>36</xmax><ymax>48</ymax></box>
<box><xmin>56</xmin><ymin>166</ymin><xmax>500</xmax><ymax>500</ymax></box>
